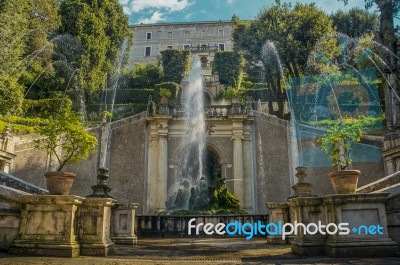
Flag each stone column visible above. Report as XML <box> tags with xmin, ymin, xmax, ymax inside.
<box><xmin>147</xmin><ymin>121</ymin><xmax>159</xmax><ymax>212</ymax></box>
<box><xmin>288</xmin><ymin>196</ymin><xmax>326</xmax><ymax>256</ymax></box>
<box><xmin>10</xmin><ymin>195</ymin><xmax>83</xmax><ymax>257</ymax></box>
<box><xmin>157</xmin><ymin>119</ymin><xmax>169</xmax><ymax>212</ymax></box>
<box><xmin>242</xmin><ymin>121</ymin><xmax>254</xmax><ymax>212</ymax></box>
<box><xmin>232</xmin><ymin>119</ymin><xmax>244</xmax><ymax>204</ymax></box>
<box><xmin>266</xmin><ymin>202</ymin><xmax>289</xmax><ymax>244</ymax></box>
<box><xmin>79</xmin><ymin>197</ymin><xmax>116</xmax><ymax>256</ymax></box>
<box><xmin>111</xmin><ymin>203</ymin><xmax>139</xmax><ymax>245</ymax></box>
<box><xmin>323</xmin><ymin>193</ymin><xmax>398</xmax><ymax>257</ymax></box>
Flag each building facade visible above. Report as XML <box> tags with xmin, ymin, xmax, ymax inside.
<box><xmin>129</xmin><ymin>21</ymin><xmax>233</xmax><ymax>66</ymax></box>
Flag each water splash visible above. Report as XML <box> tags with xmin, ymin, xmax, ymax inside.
<box><xmin>99</xmin><ymin>38</ymin><xmax>129</xmax><ymax>168</ymax></box>
<box><xmin>166</xmin><ymin>55</ymin><xmax>207</xmax><ymax>211</ymax></box>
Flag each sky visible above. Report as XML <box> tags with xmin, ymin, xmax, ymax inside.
<box><xmin>118</xmin><ymin>0</ymin><xmax>375</xmax><ymax>25</ymax></box>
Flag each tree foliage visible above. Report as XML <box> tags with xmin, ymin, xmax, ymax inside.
<box><xmin>119</xmin><ymin>62</ymin><xmax>162</xmax><ymax>89</ymax></box>
<box><xmin>60</xmin><ymin>0</ymin><xmax>131</xmax><ymax>96</ymax></box>
<box><xmin>34</xmin><ymin>112</ymin><xmax>98</xmax><ymax>171</ymax></box>
<box><xmin>233</xmin><ymin>3</ymin><xmax>336</xmax><ymax>118</ymax></box>
<box><xmin>331</xmin><ymin>8</ymin><xmax>378</xmax><ymax>38</ymax></box>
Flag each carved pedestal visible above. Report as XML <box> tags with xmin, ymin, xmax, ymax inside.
<box><xmin>266</xmin><ymin>202</ymin><xmax>289</xmax><ymax>244</ymax></box>
<box><xmin>323</xmin><ymin>193</ymin><xmax>398</xmax><ymax>257</ymax></box>
<box><xmin>111</xmin><ymin>203</ymin><xmax>139</xmax><ymax>245</ymax></box>
<box><xmin>9</xmin><ymin>195</ymin><xmax>82</xmax><ymax>257</ymax></box>
<box><xmin>78</xmin><ymin>197</ymin><xmax>116</xmax><ymax>256</ymax></box>
<box><xmin>289</xmin><ymin>197</ymin><xmax>326</xmax><ymax>256</ymax></box>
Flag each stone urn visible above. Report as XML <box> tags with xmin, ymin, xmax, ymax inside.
<box><xmin>329</xmin><ymin>170</ymin><xmax>360</xmax><ymax>194</ymax></box>
<box><xmin>44</xmin><ymin>171</ymin><xmax>76</xmax><ymax>195</ymax></box>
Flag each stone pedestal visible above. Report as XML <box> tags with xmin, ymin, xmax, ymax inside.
<box><xmin>111</xmin><ymin>203</ymin><xmax>139</xmax><ymax>245</ymax></box>
<box><xmin>266</xmin><ymin>202</ymin><xmax>289</xmax><ymax>244</ymax></box>
<box><xmin>289</xmin><ymin>197</ymin><xmax>326</xmax><ymax>256</ymax></box>
<box><xmin>79</xmin><ymin>197</ymin><xmax>116</xmax><ymax>256</ymax></box>
<box><xmin>323</xmin><ymin>193</ymin><xmax>398</xmax><ymax>257</ymax></box>
<box><xmin>9</xmin><ymin>195</ymin><xmax>82</xmax><ymax>257</ymax></box>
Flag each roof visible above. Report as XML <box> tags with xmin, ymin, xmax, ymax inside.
<box><xmin>130</xmin><ymin>20</ymin><xmax>233</xmax><ymax>28</ymax></box>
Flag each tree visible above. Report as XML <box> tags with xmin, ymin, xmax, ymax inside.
<box><xmin>0</xmin><ymin>0</ymin><xmax>30</xmax><ymax>115</ymax></box>
<box><xmin>0</xmin><ymin>0</ymin><xmax>61</xmax><ymax>114</ymax></box>
<box><xmin>60</xmin><ymin>0</ymin><xmax>132</xmax><ymax>97</ymax></box>
<box><xmin>119</xmin><ymin>62</ymin><xmax>163</xmax><ymax>89</ymax></box>
<box><xmin>233</xmin><ymin>3</ymin><xmax>336</xmax><ymax>118</ymax></box>
<box><xmin>338</xmin><ymin>0</ymin><xmax>400</xmax><ymax>130</ymax></box>
<box><xmin>331</xmin><ymin>8</ymin><xmax>379</xmax><ymax>38</ymax></box>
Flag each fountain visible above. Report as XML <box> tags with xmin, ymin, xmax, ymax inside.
<box><xmin>166</xmin><ymin>55</ymin><xmax>209</xmax><ymax>211</ymax></box>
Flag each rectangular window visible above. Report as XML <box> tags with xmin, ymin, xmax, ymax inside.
<box><xmin>168</xmin><ymin>32</ymin><xmax>173</xmax><ymax>39</ymax></box>
<box><xmin>184</xmin><ymin>30</ymin><xmax>190</xmax><ymax>37</ymax></box>
<box><xmin>201</xmin><ymin>29</ymin><xmax>206</xmax><ymax>37</ymax></box>
<box><xmin>218</xmin><ymin>29</ymin><xmax>224</xmax><ymax>37</ymax></box>
<box><xmin>146</xmin><ymin>32</ymin><xmax>152</xmax><ymax>40</ymax></box>
<box><xmin>145</xmin><ymin>46</ymin><xmax>151</xmax><ymax>56</ymax></box>
<box><xmin>167</xmin><ymin>45</ymin><xmax>173</xmax><ymax>49</ymax></box>
<box><xmin>183</xmin><ymin>44</ymin><xmax>190</xmax><ymax>50</ymax></box>
<box><xmin>218</xmin><ymin>43</ymin><xmax>225</xmax><ymax>51</ymax></box>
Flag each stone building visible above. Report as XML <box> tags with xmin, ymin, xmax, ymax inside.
<box><xmin>129</xmin><ymin>20</ymin><xmax>233</xmax><ymax>66</ymax></box>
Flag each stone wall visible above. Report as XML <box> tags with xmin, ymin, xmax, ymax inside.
<box><xmin>8</xmin><ymin>113</ymin><xmax>148</xmax><ymax>214</ymax></box>
<box><xmin>254</xmin><ymin>113</ymin><xmax>294</xmax><ymax>213</ymax></box>
<box><xmin>0</xmin><ymin>185</ymin><xmax>29</xmax><ymax>250</ymax></box>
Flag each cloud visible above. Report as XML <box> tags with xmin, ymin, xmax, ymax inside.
<box><xmin>120</xmin><ymin>0</ymin><xmax>192</xmax><ymax>15</ymax></box>
<box><xmin>137</xmin><ymin>11</ymin><xmax>167</xmax><ymax>24</ymax></box>
<box><xmin>183</xmin><ymin>12</ymin><xmax>193</xmax><ymax>20</ymax></box>
<box><xmin>227</xmin><ymin>0</ymin><xmax>234</xmax><ymax>4</ymax></box>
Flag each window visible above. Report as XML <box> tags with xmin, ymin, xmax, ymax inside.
<box><xmin>167</xmin><ymin>45</ymin><xmax>173</xmax><ymax>49</ymax></box>
<box><xmin>146</xmin><ymin>32</ymin><xmax>152</xmax><ymax>40</ymax></box>
<box><xmin>168</xmin><ymin>32</ymin><xmax>173</xmax><ymax>39</ymax></box>
<box><xmin>183</xmin><ymin>44</ymin><xmax>190</xmax><ymax>50</ymax></box>
<box><xmin>184</xmin><ymin>30</ymin><xmax>190</xmax><ymax>37</ymax></box>
<box><xmin>218</xmin><ymin>43</ymin><xmax>225</xmax><ymax>51</ymax></box>
<box><xmin>144</xmin><ymin>46</ymin><xmax>151</xmax><ymax>56</ymax></box>
<box><xmin>218</xmin><ymin>29</ymin><xmax>224</xmax><ymax>37</ymax></box>
<box><xmin>201</xmin><ymin>29</ymin><xmax>206</xmax><ymax>37</ymax></box>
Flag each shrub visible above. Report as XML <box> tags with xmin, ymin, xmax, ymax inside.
<box><xmin>22</xmin><ymin>98</ymin><xmax>73</xmax><ymax>118</ymax></box>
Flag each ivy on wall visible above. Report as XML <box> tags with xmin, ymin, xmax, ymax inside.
<box><xmin>212</xmin><ymin>51</ymin><xmax>245</xmax><ymax>87</ymax></box>
<box><xmin>160</xmin><ymin>49</ymin><xmax>191</xmax><ymax>84</ymax></box>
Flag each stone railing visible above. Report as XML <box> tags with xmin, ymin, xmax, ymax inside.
<box><xmin>0</xmin><ymin>172</ymin><xmax>48</xmax><ymax>195</ymax></box>
<box><xmin>152</xmin><ymin>102</ymin><xmax>254</xmax><ymax>117</ymax></box>
<box><xmin>136</xmin><ymin>214</ymin><xmax>269</xmax><ymax>237</ymax></box>
<box><xmin>357</xmin><ymin>171</ymin><xmax>400</xmax><ymax>193</ymax></box>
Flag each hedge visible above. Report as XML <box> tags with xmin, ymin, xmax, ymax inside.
<box><xmin>160</xmin><ymin>49</ymin><xmax>191</xmax><ymax>83</ymax></box>
<box><xmin>212</xmin><ymin>51</ymin><xmax>245</xmax><ymax>87</ymax></box>
<box><xmin>154</xmin><ymin>82</ymin><xmax>181</xmax><ymax>103</ymax></box>
<box><xmin>22</xmin><ymin>98</ymin><xmax>72</xmax><ymax>118</ymax></box>
<box><xmin>241</xmin><ymin>81</ymin><xmax>268</xmax><ymax>90</ymax></box>
<box><xmin>104</xmin><ymin>89</ymin><xmax>154</xmax><ymax>104</ymax></box>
